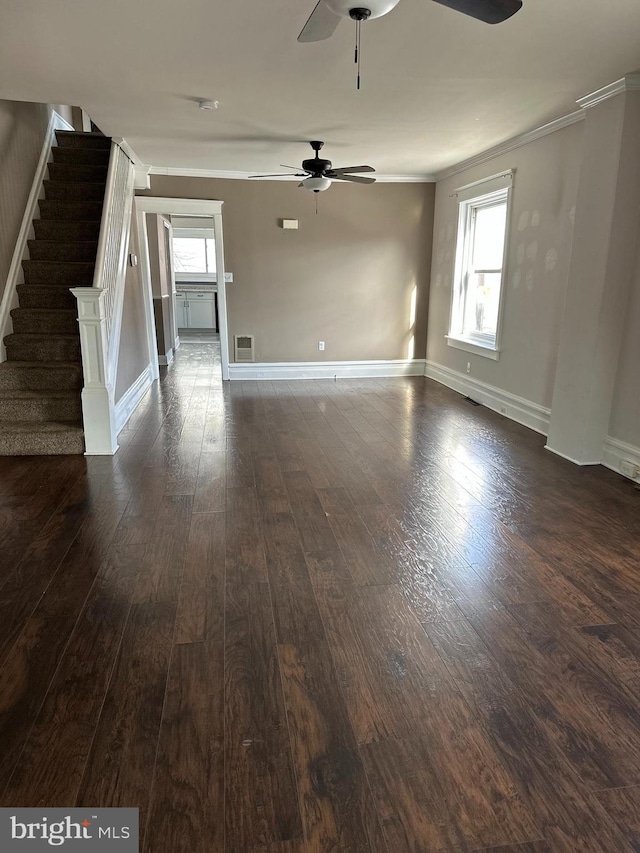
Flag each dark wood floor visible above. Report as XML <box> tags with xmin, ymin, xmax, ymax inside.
<box><xmin>1</xmin><ymin>341</ymin><xmax>640</xmax><ymax>852</ymax></box>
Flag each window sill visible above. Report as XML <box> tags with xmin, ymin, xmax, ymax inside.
<box><xmin>446</xmin><ymin>335</ymin><xmax>500</xmax><ymax>361</ymax></box>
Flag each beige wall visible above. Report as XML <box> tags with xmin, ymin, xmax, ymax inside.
<box><xmin>140</xmin><ymin>176</ymin><xmax>434</xmax><ymax>363</ymax></box>
<box><xmin>427</xmin><ymin>121</ymin><xmax>583</xmax><ymax>410</ymax></box>
<box><xmin>115</xmin><ymin>211</ymin><xmax>150</xmax><ymax>401</ymax></box>
<box><xmin>0</xmin><ymin>100</ymin><xmax>53</xmax><ymax>305</ymax></box>
<box><xmin>609</xmin><ymin>223</ymin><xmax>640</xmax><ymax>448</ymax></box>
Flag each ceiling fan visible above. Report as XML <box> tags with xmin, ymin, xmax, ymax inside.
<box><xmin>298</xmin><ymin>0</ymin><xmax>523</xmax><ymax>87</ymax></box>
<box><xmin>249</xmin><ymin>140</ymin><xmax>375</xmax><ymax>192</ymax></box>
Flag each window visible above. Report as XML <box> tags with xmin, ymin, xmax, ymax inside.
<box><xmin>448</xmin><ymin>171</ymin><xmax>513</xmax><ymax>359</ymax></box>
<box><xmin>172</xmin><ymin>231</ymin><xmax>216</xmax><ymax>281</ymax></box>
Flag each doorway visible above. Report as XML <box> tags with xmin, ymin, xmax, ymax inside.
<box><xmin>134</xmin><ymin>197</ymin><xmax>230</xmax><ymax>381</ymax></box>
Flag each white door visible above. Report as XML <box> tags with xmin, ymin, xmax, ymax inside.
<box><xmin>187</xmin><ymin>297</ymin><xmax>216</xmax><ymax>328</ymax></box>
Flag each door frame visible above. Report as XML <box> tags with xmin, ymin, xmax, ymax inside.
<box><xmin>134</xmin><ymin>196</ymin><xmax>230</xmax><ymax>380</ymax></box>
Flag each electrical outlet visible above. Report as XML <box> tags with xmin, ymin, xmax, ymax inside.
<box><xmin>466</xmin><ymin>362</ymin><xmax>471</xmax><ymax>374</ymax></box>
<box><xmin>620</xmin><ymin>459</ymin><xmax>639</xmax><ymax>479</ymax></box>
<box><xmin>318</xmin><ymin>341</ymin><xmax>325</xmax><ymax>351</ymax></box>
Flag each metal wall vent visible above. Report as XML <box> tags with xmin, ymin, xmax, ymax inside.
<box><xmin>234</xmin><ymin>334</ymin><xmax>255</xmax><ymax>363</ymax></box>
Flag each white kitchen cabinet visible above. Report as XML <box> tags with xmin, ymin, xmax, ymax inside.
<box><xmin>176</xmin><ymin>290</ymin><xmax>217</xmax><ymax>330</ymax></box>
<box><xmin>175</xmin><ymin>296</ymin><xmax>188</xmax><ymax>329</ymax></box>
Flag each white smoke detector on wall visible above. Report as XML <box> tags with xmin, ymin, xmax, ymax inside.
<box><xmin>198</xmin><ymin>99</ymin><xmax>219</xmax><ymax>111</ymax></box>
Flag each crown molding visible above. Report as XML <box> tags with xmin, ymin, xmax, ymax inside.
<box><xmin>434</xmin><ymin>110</ymin><xmax>584</xmax><ymax>182</ymax></box>
<box><xmin>148</xmin><ymin>165</ymin><xmax>434</xmax><ymax>183</ymax></box>
<box><xmin>576</xmin><ymin>72</ymin><xmax>640</xmax><ymax>109</ymax></box>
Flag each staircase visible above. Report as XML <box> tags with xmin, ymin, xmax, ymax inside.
<box><xmin>0</xmin><ymin>131</ymin><xmax>111</xmax><ymax>455</ymax></box>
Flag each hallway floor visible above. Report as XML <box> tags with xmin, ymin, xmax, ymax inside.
<box><xmin>1</xmin><ymin>342</ymin><xmax>640</xmax><ymax>851</ymax></box>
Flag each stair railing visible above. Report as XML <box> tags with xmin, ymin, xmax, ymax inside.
<box><xmin>71</xmin><ymin>141</ymin><xmax>135</xmax><ymax>454</ymax></box>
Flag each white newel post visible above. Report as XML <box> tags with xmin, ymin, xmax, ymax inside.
<box><xmin>71</xmin><ymin>288</ymin><xmax>118</xmax><ymax>455</ymax></box>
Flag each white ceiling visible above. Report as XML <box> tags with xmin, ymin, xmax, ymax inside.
<box><xmin>1</xmin><ymin>0</ymin><xmax>640</xmax><ymax>177</ymax></box>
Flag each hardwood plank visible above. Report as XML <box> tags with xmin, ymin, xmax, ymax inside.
<box><xmin>1</xmin><ymin>543</ymin><xmax>143</xmax><ymax>806</ymax></box>
<box><xmin>425</xmin><ymin>618</ymin><xmax>637</xmax><ymax>852</ymax></box>
<box><xmin>133</xmin><ymin>494</ymin><xmax>193</xmax><ymax>604</ymax></box>
<box><xmin>278</xmin><ymin>642</ymin><xmax>387</xmax><ymax>852</ymax></box>
<box><xmin>76</xmin><ymin>601</ymin><xmax>176</xmax><ymax>828</ymax></box>
<box><xmin>143</xmin><ymin>642</ymin><xmax>223</xmax><ymax>853</ymax></box>
<box><xmin>175</xmin><ymin>510</ymin><xmax>225</xmax><ymax>645</ymax></box>
<box><xmin>595</xmin><ymin>785</ymin><xmax>640</xmax><ymax>852</ymax></box>
<box><xmin>283</xmin><ymin>471</ymin><xmax>339</xmax><ymax>554</ymax></box>
<box><xmin>225</xmin><ymin>581</ymin><xmax>302</xmax><ymax>851</ymax></box>
<box><xmin>193</xmin><ymin>451</ymin><xmax>226</xmax><ymax>513</ymax></box>
<box><xmin>226</xmin><ymin>486</ymin><xmax>268</xmax><ymax>585</ymax></box>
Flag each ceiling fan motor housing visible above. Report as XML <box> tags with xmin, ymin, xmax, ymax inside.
<box><xmin>302</xmin><ymin>156</ymin><xmax>332</xmax><ymax>174</ymax></box>
<box><xmin>324</xmin><ymin>0</ymin><xmax>401</xmax><ymax>19</ymax></box>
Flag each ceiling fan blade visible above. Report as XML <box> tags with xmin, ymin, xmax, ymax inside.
<box><xmin>280</xmin><ymin>164</ymin><xmax>309</xmax><ymax>171</ymax></box>
<box><xmin>298</xmin><ymin>0</ymin><xmax>342</xmax><ymax>42</ymax></box>
<box><xmin>249</xmin><ymin>173</ymin><xmax>308</xmax><ymax>178</ymax></box>
<box><xmin>331</xmin><ymin>174</ymin><xmax>376</xmax><ymax>184</ymax></box>
<box><xmin>431</xmin><ymin>0</ymin><xmax>522</xmax><ymax>24</ymax></box>
<box><xmin>327</xmin><ymin>165</ymin><xmax>376</xmax><ymax>175</ymax></box>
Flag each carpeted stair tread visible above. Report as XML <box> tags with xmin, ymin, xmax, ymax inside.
<box><xmin>16</xmin><ymin>285</ymin><xmax>77</xmax><ymax>309</ymax></box>
<box><xmin>4</xmin><ymin>333</ymin><xmax>81</xmax><ymax>363</ymax></box>
<box><xmin>11</xmin><ymin>308</ymin><xmax>79</xmax><ymax>335</ymax></box>
<box><xmin>22</xmin><ymin>259</ymin><xmax>96</xmax><ymax>285</ymax></box>
<box><xmin>27</xmin><ymin>240</ymin><xmax>99</xmax><ymax>262</ymax></box>
<box><xmin>55</xmin><ymin>131</ymin><xmax>111</xmax><ymax>149</ymax></box>
<box><xmin>0</xmin><ymin>361</ymin><xmax>82</xmax><ymax>391</ymax></box>
<box><xmin>38</xmin><ymin>200</ymin><xmax>104</xmax><ymax>221</ymax></box>
<box><xmin>0</xmin><ymin>389</ymin><xmax>82</xmax><ymax>423</ymax></box>
<box><xmin>51</xmin><ymin>147</ymin><xmax>110</xmax><ymax>166</ymax></box>
<box><xmin>48</xmin><ymin>163</ymin><xmax>109</xmax><ymax>183</ymax></box>
<box><xmin>44</xmin><ymin>180</ymin><xmax>106</xmax><ymax>202</ymax></box>
<box><xmin>0</xmin><ymin>421</ymin><xmax>85</xmax><ymax>456</ymax></box>
<box><xmin>34</xmin><ymin>220</ymin><xmax>101</xmax><ymax>241</ymax></box>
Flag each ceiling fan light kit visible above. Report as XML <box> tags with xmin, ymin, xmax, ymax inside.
<box><xmin>324</xmin><ymin>0</ymin><xmax>400</xmax><ymax>19</ymax></box>
<box><xmin>302</xmin><ymin>176</ymin><xmax>332</xmax><ymax>192</ymax></box>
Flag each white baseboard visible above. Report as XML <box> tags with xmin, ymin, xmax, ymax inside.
<box><xmin>0</xmin><ymin>109</ymin><xmax>72</xmax><ymax>362</ymax></box>
<box><xmin>228</xmin><ymin>358</ymin><xmax>427</xmax><ymax>381</ymax></box>
<box><xmin>425</xmin><ymin>360</ymin><xmax>551</xmax><ymax>436</ymax></box>
<box><xmin>115</xmin><ymin>365</ymin><xmax>153</xmax><ymax>433</ymax></box>
<box><xmin>158</xmin><ymin>348</ymin><xmax>174</xmax><ymax>366</ymax></box>
<box><xmin>543</xmin><ymin>445</ymin><xmax>601</xmax><ymax>466</ymax></box>
<box><xmin>601</xmin><ymin>436</ymin><xmax>640</xmax><ymax>483</ymax></box>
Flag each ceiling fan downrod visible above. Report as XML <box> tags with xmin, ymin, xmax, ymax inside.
<box><xmin>349</xmin><ymin>8</ymin><xmax>371</xmax><ymax>90</ymax></box>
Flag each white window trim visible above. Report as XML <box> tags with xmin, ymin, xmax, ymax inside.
<box><xmin>447</xmin><ymin>170</ymin><xmax>514</xmax><ymax>361</ymax></box>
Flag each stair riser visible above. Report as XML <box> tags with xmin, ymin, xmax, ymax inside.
<box><xmin>22</xmin><ymin>261</ymin><xmax>95</xmax><ymax>286</ymax></box>
<box><xmin>28</xmin><ymin>241</ymin><xmax>98</xmax><ymax>262</ymax></box>
<box><xmin>6</xmin><ymin>338</ymin><xmax>81</xmax><ymax>363</ymax></box>
<box><xmin>44</xmin><ymin>181</ymin><xmax>106</xmax><ymax>202</ymax></box>
<box><xmin>55</xmin><ymin>132</ymin><xmax>111</xmax><ymax>150</ymax></box>
<box><xmin>0</xmin><ymin>398</ymin><xmax>82</xmax><ymax>423</ymax></box>
<box><xmin>17</xmin><ymin>286</ymin><xmax>76</xmax><ymax>310</ymax></box>
<box><xmin>38</xmin><ymin>200</ymin><xmax>103</xmax><ymax>222</ymax></box>
<box><xmin>34</xmin><ymin>220</ymin><xmax>101</xmax><ymax>242</ymax></box>
<box><xmin>52</xmin><ymin>147</ymin><xmax>110</xmax><ymax>166</ymax></box>
<box><xmin>0</xmin><ymin>432</ymin><xmax>84</xmax><ymax>456</ymax></box>
<box><xmin>11</xmin><ymin>312</ymin><xmax>78</xmax><ymax>336</ymax></box>
<box><xmin>0</xmin><ymin>366</ymin><xmax>82</xmax><ymax>392</ymax></box>
<box><xmin>48</xmin><ymin>163</ymin><xmax>109</xmax><ymax>183</ymax></box>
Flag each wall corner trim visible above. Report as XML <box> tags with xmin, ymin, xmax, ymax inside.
<box><xmin>576</xmin><ymin>73</ymin><xmax>640</xmax><ymax>110</ymax></box>
<box><xmin>434</xmin><ymin>111</ymin><xmax>584</xmax><ymax>182</ymax></box>
<box><xmin>424</xmin><ymin>360</ymin><xmax>550</xmax><ymax>436</ymax></box>
<box><xmin>601</xmin><ymin>436</ymin><xmax>640</xmax><ymax>483</ymax></box>
<box><xmin>115</xmin><ymin>364</ymin><xmax>153</xmax><ymax>434</ymax></box>
<box><xmin>228</xmin><ymin>358</ymin><xmax>427</xmax><ymax>381</ymax></box>
<box><xmin>147</xmin><ymin>165</ymin><xmax>435</xmax><ymax>183</ymax></box>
